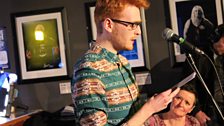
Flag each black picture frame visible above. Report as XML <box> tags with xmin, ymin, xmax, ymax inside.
<box><xmin>84</xmin><ymin>2</ymin><xmax>150</xmax><ymax>72</ymax></box>
<box><xmin>222</xmin><ymin>0</ymin><xmax>224</xmax><ymax>20</ymax></box>
<box><xmin>164</xmin><ymin>0</ymin><xmax>223</xmax><ymax>67</ymax></box>
<box><xmin>11</xmin><ymin>7</ymin><xmax>69</xmax><ymax>84</ymax></box>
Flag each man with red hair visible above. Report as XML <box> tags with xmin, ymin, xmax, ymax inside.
<box><xmin>71</xmin><ymin>0</ymin><xmax>180</xmax><ymax>125</ymax></box>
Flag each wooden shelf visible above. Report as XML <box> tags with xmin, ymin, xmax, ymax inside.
<box><xmin>0</xmin><ymin>109</ymin><xmax>42</xmax><ymax>126</ymax></box>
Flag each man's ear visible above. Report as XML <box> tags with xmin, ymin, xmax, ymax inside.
<box><xmin>103</xmin><ymin>18</ymin><xmax>113</xmax><ymax>33</ymax></box>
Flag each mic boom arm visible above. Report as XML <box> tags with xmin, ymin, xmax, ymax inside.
<box><xmin>162</xmin><ymin>28</ymin><xmax>205</xmax><ymax>55</ymax></box>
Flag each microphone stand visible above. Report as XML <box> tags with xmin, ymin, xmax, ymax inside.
<box><xmin>186</xmin><ymin>53</ymin><xmax>224</xmax><ymax>121</ymax></box>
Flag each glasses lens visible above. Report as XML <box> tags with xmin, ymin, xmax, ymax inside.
<box><xmin>111</xmin><ymin>19</ymin><xmax>141</xmax><ymax>30</ymax></box>
<box><xmin>131</xmin><ymin>23</ymin><xmax>140</xmax><ymax>30</ymax></box>
<box><xmin>132</xmin><ymin>24</ymin><xmax>138</xmax><ymax>30</ymax></box>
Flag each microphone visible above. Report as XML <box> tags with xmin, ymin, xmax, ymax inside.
<box><xmin>162</xmin><ymin>28</ymin><xmax>205</xmax><ymax>55</ymax></box>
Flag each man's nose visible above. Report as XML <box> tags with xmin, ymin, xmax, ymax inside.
<box><xmin>135</xmin><ymin>25</ymin><xmax>141</xmax><ymax>35</ymax></box>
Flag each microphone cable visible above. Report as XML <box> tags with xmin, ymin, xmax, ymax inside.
<box><xmin>186</xmin><ymin>53</ymin><xmax>224</xmax><ymax>121</ymax></box>
<box><xmin>186</xmin><ymin>52</ymin><xmax>224</xmax><ymax>102</ymax></box>
<box><xmin>203</xmin><ymin>53</ymin><xmax>224</xmax><ymax>99</ymax></box>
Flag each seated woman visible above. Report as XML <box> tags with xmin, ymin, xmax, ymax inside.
<box><xmin>144</xmin><ymin>85</ymin><xmax>200</xmax><ymax>126</ymax></box>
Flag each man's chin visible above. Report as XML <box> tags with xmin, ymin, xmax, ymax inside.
<box><xmin>126</xmin><ymin>46</ymin><xmax>134</xmax><ymax>51</ymax></box>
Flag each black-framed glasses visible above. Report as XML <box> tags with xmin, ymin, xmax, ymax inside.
<box><xmin>111</xmin><ymin>19</ymin><xmax>141</xmax><ymax>30</ymax></box>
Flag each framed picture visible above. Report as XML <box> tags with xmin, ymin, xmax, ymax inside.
<box><xmin>222</xmin><ymin>0</ymin><xmax>224</xmax><ymax>18</ymax></box>
<box><xmin>0</xmin><ymin>27</ymin><xmax>10</xmax><ymax>69</ymax></box>
<box><xmin>11</xmin><ymin>7</ymin><xmax>68</xmax><ymax>83</ymax></box>
<box><xmin>85</xmin><ymin>2</ymin><xmax>150</xmax><ymax>72</ymax></box>
<box><xmin>164</xmin><ymin>0</ymin><xmax>223</xmax><ymax>67</ymax></box>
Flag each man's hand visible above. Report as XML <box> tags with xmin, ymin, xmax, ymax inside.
<box><xmin>145</xmin><ymin>88</ymin><xmax>180</xmax><ymax>114</ymax></box>
<box><xmin>195</xmin><ymin>110</ymin><xmax>211</xmax><ymax>126</ymax></box>
<box><xmin>126</xmin><ymin>88</ymin><xmax>180</xmax><ymax>126</ymax></box>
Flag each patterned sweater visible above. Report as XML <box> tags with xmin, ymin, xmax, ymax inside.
<box><xmin>71</xmin><ymin>43</ymin><xmax>140</xmax><ymax>126</ymax></box>
<box><xmin>144</xmin><ymin>114</ymin><xmax>200</xmax><ymax>126</ymax></box>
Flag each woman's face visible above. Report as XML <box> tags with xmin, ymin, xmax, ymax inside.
<box><xmin>170</xmin><ymin>90</ymin><xmax>196</xmax><ymax>117</ymax></box>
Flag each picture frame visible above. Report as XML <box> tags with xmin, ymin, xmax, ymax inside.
<box><xmin>222</xmin><ymin>0</ymin><xmax>224</xmax><ymax>18</ymax></box>
<box><xmin>85</xmin><ymin>2</ymin><xmax>150</xmax><ymax>72</ymax></box>
<box><xmin>11</xmin><ymin>7</ymin><xmax>69</xmax><ymax>83</ymax></box>
<box><xmin>0</xmin><ymin>27</ymin><xmax>10</xmax><ymax>69</ymax></box>
<box><xmin>164</xmin><ymin>0</ymin><xmax>223</xmax><ymax>67</ymax></box>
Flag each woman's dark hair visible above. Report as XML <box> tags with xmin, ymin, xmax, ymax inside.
<box><xmin>210</xmin><ymin>24</ymin><xmax>224</xmax><ymax>43</ymax></box>
<box><xmin>181</xmin><ymin>84</ymin><xmax>198</xmax><ymax>105</ymax></box>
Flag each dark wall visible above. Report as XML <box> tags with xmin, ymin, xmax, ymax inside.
<box><xmin>147</xmin><ymin>0</ymin><xmax>169</xmax><ymax>66</ymax></box>
<box><xmin>1</xmin><ymin>0</ymin><xmax>183</xmax><ymax>112</ymax></box>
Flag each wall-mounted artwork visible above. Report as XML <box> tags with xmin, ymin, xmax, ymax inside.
<box><xmin>164</xmin><ymin>0</ymin><xmax>223</xmax><ymax>67</ymax></box>
<box><xmin>0</xmin><ymin>27</ymin><xmax>10</xmax><ymax>69</ymax></box>
<box><xmin>11</xmin><ymin>7</ymin><xmax>68</xmax><ymax>83</ymax></box>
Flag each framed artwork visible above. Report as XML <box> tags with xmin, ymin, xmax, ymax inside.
<box><xmin>0</xmin><ymin>27</ymin><xmax>10</xmax><ymax>69</ymax></box>
<box><xmin>164</xmin><ymin>0</ymin><xmax>223</xmax><ymax>67</ymax></box>
<box><xmin>222</xmin><ymin>0</ymin><xmax>224</xmax><ymax>18</ymax></box>
<box><xmin>85</xmin><ymin>2</ymin><xmax>150</xmax><ymax>72</ymax></box>
<box><xmin>11</xmin><ymin>7</ymin><xmax>68</xmax><ymax>83</ymax></box>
